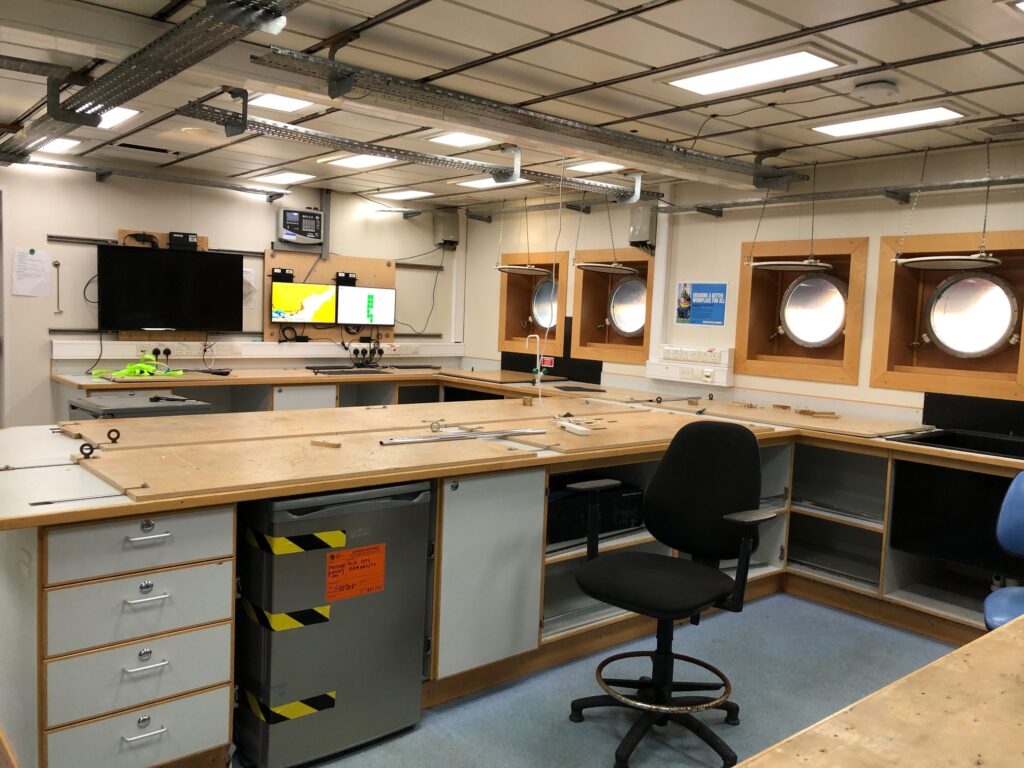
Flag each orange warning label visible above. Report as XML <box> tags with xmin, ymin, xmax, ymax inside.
<box><xmin>326</xmin><ymin>543</ymin><xmax>386</xmax><ymax>602</ymax></box>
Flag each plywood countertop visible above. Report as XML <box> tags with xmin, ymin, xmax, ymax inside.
<box><xmin>52</xmin><ymin>367</ymin><xmax>439</xmax><ymax>390</ymax></box>
<box><xmin>739</xmin><ymin>615</ymin><xmax>1024</xmax><ymax>767</ymax></box>
<box><xmin>59</xmin><ymin>397</ymin><xmax>638</xmax><ymax>451</ymax></box>
<box><xmin>656</xmin><ymin>398</ymin><xmax>929</xmax><ymax>438</ymax></box>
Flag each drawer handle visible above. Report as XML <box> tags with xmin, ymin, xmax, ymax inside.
<box><xmin>121</xmin><ymin>726</ymin><xmax>167</xmax><ymax>744</ymax></box>
<box><xmin>125</xmin><ymin>531</ymin><xmax>171</xmax><ymax>544</ymax></box>
<box><xmin>123</xmin><ymin>659</ymin><xmax>169</xmax><ymax>674</ymax></box>
<box><xmin>123</xmin><ymin>593</ymin><xmax>170</xmax><ymax>607</ymax></box>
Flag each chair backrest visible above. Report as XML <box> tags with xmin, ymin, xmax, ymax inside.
<box><xmin>643</xmin><ymin>421</ymin><xmax>762</xmax><ymax>561</ymax></box>
<box><xmin>998</xmin><ymin>471</ymin><xmax>1024</xmax><ymax>558</ymax></box>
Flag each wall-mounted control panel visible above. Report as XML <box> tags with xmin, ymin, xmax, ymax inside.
<box><xmin>279</xmin><ymin>208</ymin><xmax>323</xmax><ymax>244</ymax></box>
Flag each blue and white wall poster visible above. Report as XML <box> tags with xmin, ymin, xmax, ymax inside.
<box><xmin>676</xmin><ymin>282</ymin><xmax>727</xmax><ymax>326</ymax></box>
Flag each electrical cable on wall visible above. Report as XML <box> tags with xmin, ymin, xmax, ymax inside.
<box><xmin>394</xmin><ymin>249</ymin><xmax>446</xmax><ymax>335</ymax></box>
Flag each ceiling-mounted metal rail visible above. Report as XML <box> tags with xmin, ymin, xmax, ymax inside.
<box><xmin>26</xmin><ymin>159</ymin><xmax>289</xmax><ymax>199</ymax></box>
<box><xmin>0</xmin><ymin>54</ymin><xmax>92</xmax><ymax>85</ymax></box>
<box><xmin>660</xmin><ymin>174</ymin><xmax>1024</xmax><ymax>216</ymax></box>
<box><xmin>177</xmin><ymin>102</ymin><xmax>661</xmax><ymax>200</ymax></box>
<box><xmin>0</xmin><ymin>0</ymin><xmax>308</xmax><ymax>162</ymax></box>
<box><xmin>250</xmin><ymin>46</ymin><xmax>803</xmax><ymax>184</ymax></box>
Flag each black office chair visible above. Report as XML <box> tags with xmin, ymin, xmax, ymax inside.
<box><xmin>568</xmin><ymin>421</ymin><xmax>775</xmax><ymax>768</ymax></box>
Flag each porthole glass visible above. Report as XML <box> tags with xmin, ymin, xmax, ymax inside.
<box><xmin>530</xmin><ymin>279</ymin><xmax>558</xmax><ymax>330</ymax></box>
<box><xmin>780</xmin><ymin>274</ymin><xmax>848</xmax><ymax>348</ymax></box>
<box><xmin>925</xmin><ymin>272</ymin><xmax>1018</xmax><ymax>358</ymax></box>
<box><xmin>608</xmin><ymin>277</ymin><xmax>647</xmax><ymax>337</ymax></box>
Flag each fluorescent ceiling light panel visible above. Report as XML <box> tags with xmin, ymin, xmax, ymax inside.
<box><xmin>98</xmin><ymin>107</ymin><xmax>139</xmax><ymax>129</ymax></box>
<box><xmin>328</xmin><ymin>154</ymin><xmax>397</xmax><ymax>169</ymax></box>
<box><xmin>250</xmin><ymin>93</ymin><xmax>313</xmax><ymax>112</ymax></box>
<box><xmin>568</xmin><ymin>161</ymin><xmax>625</xmax><ymax>173</ymax></box>
<box><xmin>430</xmin><ymin>131</ymin><xmax>492</xmax><ymax>147</ymax></box>
<box><xmin>670</xmin><ymin>51</ymin><xmax>838</xmax><ymax>95</ymax></box>
<box><xmin>814</xmin><ymin>106</ymin><xmax>963</xmax><ymax>137</ymax></box>
<box><xmin>376</xmin><ymin>190</ymin><xmax>434</xmax><ymax>200</ymax></box>
<box><xmin>456</xmin><ymin>177</ymin><xmax>530</xmax><ymax>189</ymax></box>
<box><xmin>1017</xmin><ymin>1</ymin><xmax>1024</xmax><ymax>11</ymax></box>
<box><xmin>251</xmin><ymin>171</ymin><xmax>315</xmax><ymax>184</ymax></box>
<box><xmin>38</xmin><ymin>138</ymin><xmax>80</xmax><ymax>153</ymax></box>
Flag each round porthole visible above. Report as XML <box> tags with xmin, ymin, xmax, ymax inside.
<box><xmin>925</xmin><ymin>272</ymin><xmax>1018</xmax><ymax>358</ymax></box>
<box><xmin>530</xmin><ymin>279</ymin><xmax>558</xmax><ymax>330</ymax></box>
<box><xmin>780</xmin><ymin>274</ymin><xmax>848</xmax><ymax>348</ymax></box>
<box><xmin>608</xmin><ymin>277</ymin><xmax>647</xmax><ymax>337</ymax></box>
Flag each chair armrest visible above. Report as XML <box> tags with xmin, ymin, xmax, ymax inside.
<box><xmin>723</xmin><ymin>508</ymin><xmax>777</xmax><ymax>526</ymax></box>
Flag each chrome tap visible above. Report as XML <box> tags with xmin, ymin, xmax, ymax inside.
<box><xmin>525</xmin><ymin>334</ymin><xmax>543</xmax><ymax>388</ymax></box>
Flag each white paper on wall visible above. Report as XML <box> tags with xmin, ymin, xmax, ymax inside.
<box><xmin>12</xmin><ymin>249</ymin><xmax>51</xmax><ymax>297</ymax></box>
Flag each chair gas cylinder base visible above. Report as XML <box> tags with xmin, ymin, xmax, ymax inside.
<box><xmin>566</xmin><ymin>422</ymin><xmax>775</xmax><ymax>768</ymax></box>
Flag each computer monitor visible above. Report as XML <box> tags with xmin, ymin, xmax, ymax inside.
<box><xmin>97</xmin><ymin>245</ymin><xmax>243</xmax><ymax>332</ymax></box>
<box><xmin>270</xmin><ymin>282</ymin><xmax>338</xmax><ymax>324</ymax></box>
<box><xmin>337</xmin><ymin>286</ymin><xmax>396</xmax><ymax>326</ymax></box>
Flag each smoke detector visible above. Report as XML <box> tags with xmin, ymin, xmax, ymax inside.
<box><xmin>851</xmin><ymin>79</ymin><xmax>900</xmax><ymax>101</ymax></box>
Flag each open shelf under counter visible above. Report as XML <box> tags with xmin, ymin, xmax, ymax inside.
<box><xmin>545</xmin><ymin>529</ymin><xmax>655</xmax><ymax>565</ymax></box>
<box><xmin>787</xmin><ymin>561</ymin><xmax>881</xmax><ymax>596</ymax></box>
<box><xmin>885</xmin><ymin>580</ymin><xmax>987</xmax><ymax>629</ymax></box>
<box><xmin>542</xmin><ymin>603</ymin><xmax>635</xmax><ymax>644</ymax></box>
<box><xmin>790</xmin><ymin>502</ymin><xmax>885</xmax><ymax>532</ymax></box>
<box><xmin>788</xmin><ymin>513</ymin><xmax>883</xmax><ymax>592</ymax></box>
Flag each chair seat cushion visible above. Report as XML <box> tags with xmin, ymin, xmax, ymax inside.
<box><xmin>575</xmin><ymin>551</ymin><xmax>736</xmax><ymax>620</ymax></box>
<box><xmin>984</xmin><ymin>586</ymin><xmax>1024</xmax><ymax>630</ymax></box>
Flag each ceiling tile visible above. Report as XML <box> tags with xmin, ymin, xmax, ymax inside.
<box><xmin>446</xmin><ymin>0</ymin><xmax>608</xmax><ymax>33</ymax></box>
<box><xmin>818</xmin><ymin>13</ymin><xmax>967</xmax><ymax>61</ymax></box>
<box><xmin>870</xmin><ymin>127</ymin><xmax>974</xmax><ymax>152</ymax></box>
<box><xmin>443</xmin><ymin>58</ymin><xmax>586</xmax><ymax>99</ymax></box>
<box><xmin>952</xmin><ymin>84</ymin><xmax>1024</xmax><ymax>115</ymax></box>
<box><xmin>388</xmin><ymin>1</ymin><xmax>541</xmax><ymax>52</ymax></box>
<box><xmin>742</xmin><ymin>0</ymin><xmax>893</xmax><ymax>26</ymax></box>
<box><xmin>558</xmin><ymin>87</ymin><xmax>677</xmax><ymax>117</ymax></box>
<box><xmin>513</xmin><ymin>41</ymin><xmax>642</xmax><ymax>82</ymax></box>
<box><xmin>569</xmin><ymin>19</ymin><xmax>715</xmax><ymax>68</ymax></box>
<box><xmin>901</xmin><ymin>52</ymin><xmax>1024</xmax><ymax>94</ymax></box>
<box><xmin>641</xmin><ymin>0</ymin><xmax>797</xmax><ymax>49</ymax></box>
<box><xmin>918</xmin><ymin>0</ymin><xmax>1024</xmax><ymax>45</ymax></box>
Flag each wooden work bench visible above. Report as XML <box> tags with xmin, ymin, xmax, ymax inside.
<box><xmin>739</xmin><ymin>614</ymin><xmax>1024</xmax><ymax>767</ymax></box>
<box><xmin>2</xmin><ymin>392</ymin><xmax>1021</xmax><ymax>768</ymax></box>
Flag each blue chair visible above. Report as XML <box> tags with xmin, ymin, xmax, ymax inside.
<box><xmin>984</xmin><ymin>471</ymin><xmax>1024</xmax><ymax>630</ymax></box>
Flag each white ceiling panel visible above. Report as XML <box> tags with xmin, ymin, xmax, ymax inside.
<box><xmin>275</xmin><ymin>3</ymin><xmax>367</xmax><ymax>37</ymax></box>
<box><xmin>570</xmin><ymin>19</ymin><xmax>716</xmax><ymax>68</ymax></box>
<box><xmin>952</xmin><ymin>83</ymin><xmax>1024</xmax><ymax>115</ymax></box>
<box><xmin>536</xmin><ymin>99</ymin><xmax>622</xmax><ymax>126</ymax></box>
<box><xmin>448</xmin><ymin>0</ymin><xmax>607</xmax><ymax>33</ymax></box>
<box><xmin>796</xmin><ymin>137</ymin><xmax>905</xmax><ymax>160</ymax></box>
<box><xmin>869</xmin><ymin>127</ymin><xmax>974</xmax><ymax>152</ymax></box>
<box><xmin>984</xmin><ymin>42</ymin><xmax>1024</xmax><ymax>72</ymax></box>
<box><xmin>344</xmin><ymin>28</ymin><xmax>475</xmax><ymax>73</ymax></box>
<box><xmin>76</xmin><ymin>1</ymin><xmax>170</xmax><ymax>15</ymax></box>
<box><xmin>312</xmin><ymin>0</ymin><xmax>407</xmax><ymax>15</ymax></box>
<box><xmin>86</xmin><ymin>145</ymin><xmax>179</xmax><ymax>166</ymax></box>
<box><xmin>513</xmin><ymin>41</ymin><xmax>643</xmax><ymax>82</ymax></box>
<box><xmin>742</xmin><ymin>0</ymin><xmax>892</xmax><ymax>27</ymax></box>
<box><xmin>764</xmin><ymin>145</ymin><xmax>854</xmax><ymax>164</ymax></box>
<box><xmin>818</xmin><ymin>13</ymin><xmax>967</xmax><ymax>61</ymax></box>
<box><xmin>901</xmin><ymin>52</ymin><xmax>1024</xmax><ymax>94</ymax></box>
<box><xmin>642</xmin><ymin>0</ymin><xmax>797</xmax><ymax>49</ymax></box>
<box><xmin>558</xmin><ymin>87</ymin><xmax>678</xmax><ymax>118</ymax></box>
<box><xmin>389</xmin><ymin>1</ymin><xmax>541</xmax><ymax>52</ymax></box>
<box><xmin>919</xmin><ymin>0</ymin><xmax>1024</xmax><ymax>45</ymax></box>
<box><xmin>447</xmin><ymin>58</ymin><xmax>587</xmax><ymax>99</ymax></box>
<box><xmin>0</xmin><ymin>75</ymin><xmax>45</xmax><ymax>122</ymax></box>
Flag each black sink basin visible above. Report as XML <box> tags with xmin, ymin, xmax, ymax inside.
<box><xmin>888</xmin><ymin>428</ymin><xmax>1024</xmax><ymax>459</ymax></box>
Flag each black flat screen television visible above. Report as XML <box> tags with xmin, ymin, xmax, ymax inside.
<box><xmin>97</xmin><ymin>245</ymin><xmax>243</xmax><ymax>332</ymax></box>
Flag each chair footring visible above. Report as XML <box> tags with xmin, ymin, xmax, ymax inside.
<box><xmin>596</xmin><ymin>650</ymin><xmax>732</xmax><ymax>714</ymax></box>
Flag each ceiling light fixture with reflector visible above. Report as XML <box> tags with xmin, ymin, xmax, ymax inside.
<box><xmin>669</xmin><ymin>50</ymin><xmax>839</xmax><ymax>95</ymax></box>
<box><xmin>568</xmin><ymin>161</ymin><xmax>625</xmax><ymax>173</ymax></box>
<box><xmin>814</xmin><ymin>106</ymin><xmax>962</xmax><ymax>137</ymax></box>
<box><xmin>753</xmin><ymin>163</ymin><xmax>832</xmax><ymax>273</ymax></box>
<box><xmin>251</xmin><ymin>171</ymin><xmax>314</xmax><ymax>184</ymax></box>
<box><xmin>250</xmin><ymin>93</ymin><xmax>313</xmax><ymax>112</ymax></box>
<box><xmin>495</xmin><ymin>198</ymin><xmax>551</xmax><ymax>277</ymax></box>
<box><xmin>430</xmin><ymin>131</ymin><xmax>491</xmax><ymax>147</ymax></box>
<box><xmin>327</xmin><ymin>154</ymin><xmax>397</xmax><ymax>169</ymax></box>
<box><xmin>376</xmin><ymin>190</ymin><xmax>434</xmax><ymax>200</ymax></box>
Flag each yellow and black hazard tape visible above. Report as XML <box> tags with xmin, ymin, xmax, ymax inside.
<box><xmin>241</xmin><ymin>598</ymin><xmax>331</xmax><ymax>632</ymax></box>
<box><xmin>245</xmin><ymin>690</ymin><xmax>336</xmax><ymax>725</ymax></box>
<box><xmin>245</xmin><ymin>527</ymin><xmax>347</xmax><ymax>555</ymax></box>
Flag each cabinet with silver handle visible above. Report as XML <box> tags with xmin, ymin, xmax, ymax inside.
<box><xmin>45</xmin><ymin>507</ymin><xmax>233</xmax><ymax>585</ymax></box>
<box><xmin>45</xmin><ymin>622</ymin><xmax>231</xmax><ymax>728</ymax></box>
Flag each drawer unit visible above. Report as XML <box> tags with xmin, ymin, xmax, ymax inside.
<box><xmin>46</xmin><ymin>622</ymin><xmax>232</xmax><ymax>728</ymax></box>
<box><xmin>45</xmin><ymin>507</ymin><xmax>234</xmax><ymax>585</ymax></box>
<box><xmin>45</xmin><ymin>684</ymin><xmax>230</xmax><ymax>768</ymax></box>
<box><xmin>46</xmin><ymin>561</ymin><xmax>233</xmax><ymax>657</ymax></box>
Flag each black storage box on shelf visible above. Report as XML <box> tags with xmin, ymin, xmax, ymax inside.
<box><xmin>546</xmin><ymin>474</ymin><xmax>644</xmax><ymax>554</ymax></box>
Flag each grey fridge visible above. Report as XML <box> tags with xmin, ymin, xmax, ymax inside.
<box><xmin>236</xmin><ymin>481</ymin><xmax>433</xmax><ymax>768</ymax></box>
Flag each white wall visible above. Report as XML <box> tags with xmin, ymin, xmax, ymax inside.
<box><xmin>0</xmin><ymin>166</ymin><xmax>457</xmax><ymax>426</ymax></box>
<box><xmin>463</xmin><ymin>142</ymin><xmax>1024</xmax><ymax>411</ymax></box>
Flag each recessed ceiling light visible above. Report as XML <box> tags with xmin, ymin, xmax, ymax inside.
<box><xmin>98</xmin><ymin>107</ymin><xmax>139</xmax><ymax>129</ymax></box>
<box><xmin>814</xmin><ymin>106</ymin><xmax>963</xmax><ymax>137</ymax></box>
<box><xmin>456</xmin><ymin>177</ymin><xmax>530</xmax><ymax>189</ymax></box>
<box><xmin>250</xmin><ymin>93</ymin><xmax>313</xmax><ymax>112</ymax></box>
<box><xmin>669</xmin><ymin>51</ymin><xmax>838</xmax><ymax>95</ymax></box>
<box><xmin>568</xmin><ymin>161</ymin><xmax>625</xmax><ymax>173</ymax></box>
<box><xmin>1017</xmin><ymin>1</ymin><xmax>1024</xmax><ymax>11</ymax></box>
<box><xmin>251</xmin><ymin>171</ymin><xmax>315</xmax><ymax>184</ymax></box>
<box><xmin>430</xmin><ymin>131</ymin><xmax>492</xmax><ymax>147</ymax></box>
<box><xmin>328</xmin><ymin>154</ymin><xmax>397</xmax><ymax>169</ymax></box>
<box><xmin>376</xmin><ymin>190</ymin><xmax>435</xmax><ymax>200</ymax></box>
<box><xmin>37</xmin><ymin>138</ymin><xmax>81</xmax><ymax>153</ymax></box>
